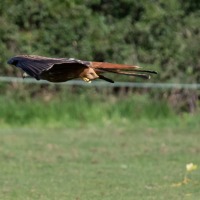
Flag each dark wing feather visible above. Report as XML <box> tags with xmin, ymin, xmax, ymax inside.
<box><xmin>16</xmin><ymin>60</ymin><xmax>52</xmax><ymax>79</ymax></box>
<box><xmin>13</xmin><ymin>56</ymin><xmax>89</xmax><ymax>80</ymax></box>
<box><xmin>40</xmin><ymin>63</ymin><xmax>87</xmax><ymax>82</ymax></box>
<box><xmin>46</xmin><ymin>61</ymin><xmax>89</xmax><ymax>74</ymax></box>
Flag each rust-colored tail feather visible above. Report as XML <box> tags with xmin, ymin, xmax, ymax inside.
<box><xmin>91</xmin><ymin>61</ymin><xmax>157</xmax><ymax>80</ymax></box>
<box><xmin>91</xmin><ymin>62</ymin><xmax>140</xmax><ymax>70</ymax></box>
<box><xmin>101</xmin><ymin>69</ymin><xmax>151</xmax><ymax>79</ymax></box>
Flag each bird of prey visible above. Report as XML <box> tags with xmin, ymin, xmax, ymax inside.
<box><xmin>7</xmin><ymin>55</ymin><xmax>157</xmax><ymax>83</ymax></box>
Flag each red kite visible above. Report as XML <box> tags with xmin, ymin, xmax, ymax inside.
<box><xmin>8</xmin><ymin>55</ymin><xmax>157</xmax><ymax>83</ymax></box>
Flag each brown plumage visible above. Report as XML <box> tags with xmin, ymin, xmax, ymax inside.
<box><xmin>7</xmin><ymin>55</ymin><xmax>157</xmax><ymax>83</ymax></box>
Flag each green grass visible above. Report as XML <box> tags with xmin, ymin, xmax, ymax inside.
<box><xmin>0</xmin><ymin>92</ymin><xmax>200</xmax><ymax>199</ymax></box>
<box><xmin>0</xmin><ymin>91</ymin><xmax>174</xmax><ymax>127</ymax></box>
<box><xmin>0</xmin><ymin>118</ymin><xmax>200</xmax><ymax>200</ymax></box>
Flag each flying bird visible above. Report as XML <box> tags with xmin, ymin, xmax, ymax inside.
<box><xmin>7</xmin><ymin>55</ymin><xmax>157</xmax><ymax>83</ymax></box>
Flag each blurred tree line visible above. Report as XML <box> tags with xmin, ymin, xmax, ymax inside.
<box><xmin>0</xmin><ymin>0</ymin><xmax>200</xmax><ymax>111</ymax></box>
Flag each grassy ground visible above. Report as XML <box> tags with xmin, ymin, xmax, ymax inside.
<box><xmin>0</xmin><ymin>91</ymin><xmax>199</xmax><ymax>199</ymax></box>
<box><xmin>0</xmin><ymin>117</ymin><xmax>200</xmax><ymax>200</ymax></box>
<box><xmin>0</xmin><ymin>91</ymin><xmax>173</xmax><ymax>127</ymax></box>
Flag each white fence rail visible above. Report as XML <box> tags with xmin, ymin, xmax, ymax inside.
<box><xmin>0</xmin><ymin>76</ymin><xmax>200</xmax><ymax>89</ymax></box>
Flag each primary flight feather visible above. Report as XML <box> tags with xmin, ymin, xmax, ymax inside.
<box><xmin>7</xmin><ymin>55</ymin><xmax>157</xmax><ymax>83</ymax></box>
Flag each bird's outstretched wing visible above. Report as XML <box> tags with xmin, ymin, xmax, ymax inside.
<box><xmin>7</xmin><ymin>55</ymin><xmax>89</xmax><ymax>82</ymax></box>
<box><xmin>8</xmin><ymin>55</ymin><xmax>157</xmax><ymax>83</ymax></box>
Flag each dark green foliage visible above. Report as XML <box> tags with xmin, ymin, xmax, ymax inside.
<box><xmin>1</xmin><ymin>0</ymin><xmax>199</xmax><ymax>74</ymax></box>
<box><xmin>0</xmin><ymin>0</ymin><xmax>199</xmax><ymax>111</ymax></box>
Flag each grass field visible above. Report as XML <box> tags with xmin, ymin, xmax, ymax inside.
<box><xmin>1</xmin><ymin>116</ymin><xmax>200</xmax><ymax>200</ymax></box>
<box><xmin>0</xmin><ymin>91</ymin><xmax>200</xmax><ymax>199</ymax></box>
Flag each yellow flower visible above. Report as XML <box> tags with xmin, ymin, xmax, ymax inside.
<box><xmin>186</xmin><ymin>163</ymin><xmax>198</xmax><ymax>172</ymax></box>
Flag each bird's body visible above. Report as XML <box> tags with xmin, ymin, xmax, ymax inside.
<box><xmin>7</xmin><ymin>55</ymin><xmax>157</xmax><ymax>83</ymax></box>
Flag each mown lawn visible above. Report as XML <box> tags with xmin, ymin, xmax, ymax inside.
<box><xmin>0</xmin><ymin>117</ymin><xmax>200</xmax><ymax>200</ymax></box>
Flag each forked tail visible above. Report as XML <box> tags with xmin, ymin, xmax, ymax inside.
<box><xmin>91</xmin><ymin>61</ymin><xmax>157</xmax><ymax>82</ymax></box>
